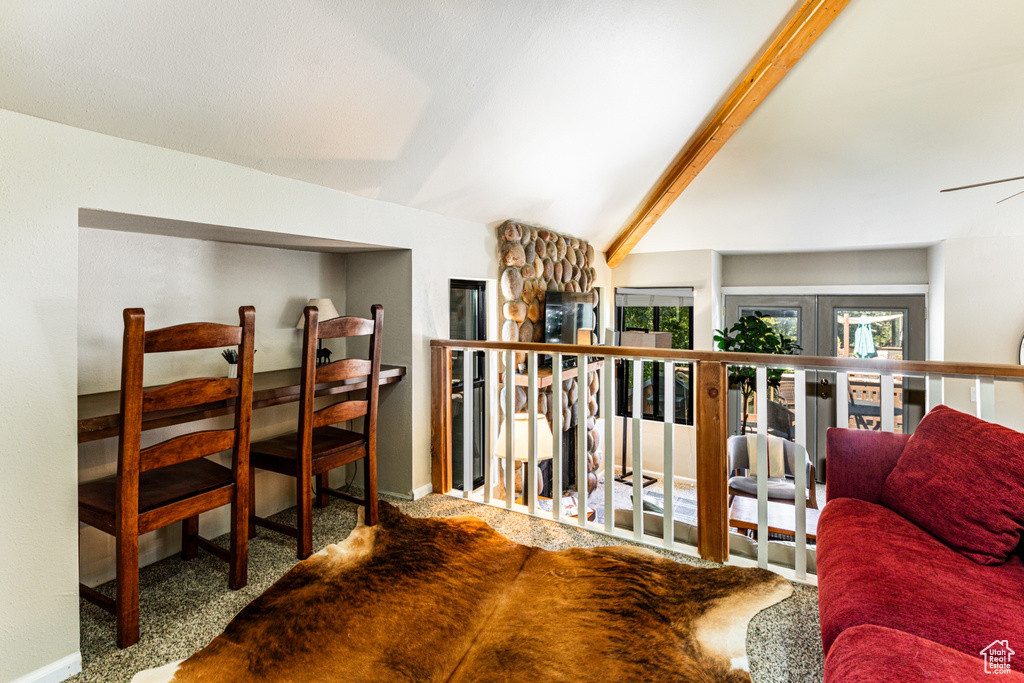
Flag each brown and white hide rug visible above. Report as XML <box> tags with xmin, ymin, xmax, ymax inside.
<box><xmin>134</xmin><ymin>502</ymin><xmax>791</xmax><ymax>683</ymax></box>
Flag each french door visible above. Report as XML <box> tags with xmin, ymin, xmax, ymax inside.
<box><xmin>724</xmin><ymin>294</ymin><xmax>926</xmax><ymax>481</ymax></box>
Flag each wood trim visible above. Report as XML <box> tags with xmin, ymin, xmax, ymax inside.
<box><xmin>430</xmin><ymin>345</ymin><xmax>453</xmax><ymax>494</ymax></box>
<box><xmin>695</xmin><ymin>360</ymin><xmax>729</xmax><ymax>564</ymax></box>
<box><xmin>428</xmin><ymin>339</ymin><xmax>1024</xmax><ymax>381</ymax></box>
<box><xmin>603</xmin><ymin>0</ymin><xmax>850</xmax><ymax>267</ymax></box>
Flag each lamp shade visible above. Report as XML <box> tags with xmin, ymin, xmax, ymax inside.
<box><xmin>296</xmin><ymin>298</ymin><xmax>341</xmax><ymax>329</ymax></box>
<box><xmin>494</xmin><ymin>412</ymin><xmax>554</xmax><ymax>462</ymax></box>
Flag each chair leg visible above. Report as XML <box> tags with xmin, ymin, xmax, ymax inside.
<box><xmin>363</xmin><ymin>454</ymin><xmax>378</xmax><ymax>527</ymax></box>
<box><xmin>116</xmin><ymin>529</ymin><xmax>140</xmax><ymax>648</ymax></box>
<box><xmin>181</xmin><ymin>516</ymin><xmax>199</xmax><ymax>560</ymax></box>
<box><xmin>296</xmin><ymin>475</ymin><xmax>313</xmax><ymax>560</ymax></box>
<box><xmin>229</xmin><ymin>496</ymin><xmax>248</xmax><ymax>591</ymax></box>
<box><xmin>315</xmin><ymin>472</ymin><xmax>330</xmax><ymax>509</ymax></box>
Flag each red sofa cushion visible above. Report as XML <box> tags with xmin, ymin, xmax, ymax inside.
<box><xmin>817</xmin><ymin>497</ymin><xmax>1024</xmax><ymax>670</ymax></box>
<box><xmin>826</xmin><ymin>625</ymin><xmax>1024</xmax><ymax>682</ymax></box>
<box><xmin>881</xmin><ymin>404</ymin><xmax>1024</xmax><ymax>565</ymax></box>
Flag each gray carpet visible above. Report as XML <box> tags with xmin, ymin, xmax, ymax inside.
<box><xmin>72</xmin><ymin>493</ymin><xmax>824</xmax><ymax>682</ymax></box>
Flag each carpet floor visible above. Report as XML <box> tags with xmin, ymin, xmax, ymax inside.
<box><xmin>72</xmin><ymin>492</ymin><xmax>824</xmax><ymax>682</ymax></box>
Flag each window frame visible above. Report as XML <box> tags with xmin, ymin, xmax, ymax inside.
<box><xmin>614</xmin><ymin>303</ymin><xmax>694</xmax><ymax>425</ymax></box>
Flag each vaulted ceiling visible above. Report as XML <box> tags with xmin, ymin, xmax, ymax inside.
<box><xmin>3</xmin><ymin>1</ymin><xmax>1023</xmax><ymax>257</ymax></box>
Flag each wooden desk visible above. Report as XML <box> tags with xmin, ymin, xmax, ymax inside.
<box><xmin>78</xmin><ymin>365</ymin><xmax>406</xmax><ymax>443</ymax></box>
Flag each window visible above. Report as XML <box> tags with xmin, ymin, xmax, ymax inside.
<box><xmin>614</xmin><ymin>288</ymin><xmax>694</xmax><ymax>424</ymax></box>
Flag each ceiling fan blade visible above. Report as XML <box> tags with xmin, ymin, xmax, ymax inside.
<box><xmin>997</xmin><ymin>187</ymin><xmax>1024</xmax><ymax>204</ymax></box>
<box><xmin>940</xmin><ymin>175</ymin><xmax>1024</xmax><ymax>192</ymax></box>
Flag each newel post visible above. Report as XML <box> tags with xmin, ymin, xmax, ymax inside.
<box><xmin>430</xmin><ymin>344</ymin><xmax>453</xmax><ymax>494</ymax></box>
<box><xmin>695</xmin><ymin>360</ymin><xmax>729</xmax><ymax>563</ymax></box>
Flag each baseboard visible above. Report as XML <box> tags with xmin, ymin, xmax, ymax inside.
<box><xmin>410</xmin><ymin>482</ymin><xmax>433</xmax><ymax>500</ymax></box>
<box><xmin>10</xmin><ymin>652</ymin><xmax>82</xmax><ymax>683</ymax></box>
<box><xmin>381</xmin><ymin>483</ymin><xmax>433</xmax><ymax>501</ymax></box>
<box><xmin>638</xmin><ymin>468</ymin><xmax>696</xmax><ymax>486</ymax></box>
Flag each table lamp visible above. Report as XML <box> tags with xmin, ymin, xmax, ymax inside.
<box><xmin>296</xmin><ymin>298</ymin><xmax>341</xmax><ymax>365</ymax></box>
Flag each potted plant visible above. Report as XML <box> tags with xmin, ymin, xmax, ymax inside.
<box><xmin>714</xmin><ymin>312</ymin><xmax>800</xmax><ymax>434</ymax></box>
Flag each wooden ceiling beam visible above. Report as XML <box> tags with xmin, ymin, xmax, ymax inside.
<box><xmin>604</xmin><ymin>0</ymin><xmax>850</xmax><ymax>268</ymax></box>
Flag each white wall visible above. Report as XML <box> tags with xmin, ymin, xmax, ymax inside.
<box><xmin>721</xmin><ymin>248</ymin><xmax>929</xmax><ymax>288</ymax></box>
<box><xmin>78</xmin><ymin>229</ymin><xmax>349</xmax><ymax>392</ymax></box>
<box><xmin>927</xmin><ymin>242</ymin><xmax>945</xmax><ymax>361</ymax></box>
<box><xmin>939</xmin><ymin>236</ymin><xmax>1024</xmax><ymax>431</ymax></box>
<box><xmin>0</xmin><ymin>108</ymin><xmax>495</xmax><ymax>682</ymax></box>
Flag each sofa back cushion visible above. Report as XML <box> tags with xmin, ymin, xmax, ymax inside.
<box><xmin>881</xmin><ymin>404</ymin><xmax>1024</xmax><ymax>565</ymax></box>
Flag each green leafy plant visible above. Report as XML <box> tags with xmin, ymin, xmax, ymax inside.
<box><xmin>714</xmin><ymin>312</ymin><xmax>801</xmax><ymax>434</ymax></box>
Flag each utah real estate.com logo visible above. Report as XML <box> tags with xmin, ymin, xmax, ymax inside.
<box><xmin>981</xmin><ymin>640</ymin><xmax>1015</xmax><ymax>675</ymax></box>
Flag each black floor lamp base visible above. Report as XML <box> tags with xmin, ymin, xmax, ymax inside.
<box><xmin>616</xmin><ymin>414</ymin><xmax>657</xmax><ymax>488</ymax></box>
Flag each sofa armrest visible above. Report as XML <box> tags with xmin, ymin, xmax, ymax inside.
<box><xmin>826</xmin><ymin>428</ymin><xmax>910</xmax><ymax>504</ymax></box>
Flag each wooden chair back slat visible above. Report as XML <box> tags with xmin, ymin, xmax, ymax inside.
<box><xmin>317</xmin><ymin>315</ymin><xmax>376</xmax><ymax>340</ymax></box>
<box><xmin>142</xmin><ymin>377</ymin><xmax>240</xmax><ymax>413</ymax></box>
<box><xmin>140</xmin><ymin>429</ymin><xmax>237</xmax><ymax>472</ymax></box>
<box><xmin>144</xmin><ymin>322</ymin><xmax>243</xmax><ymax>353</ymax></box>
<box><xmin>315</xmin><ymin>358</ymin><xmax>373</xmax><ymax>384</ymax></box>
<box><xmin>313</xmin><ymin>400</ymin><xmax>368</xmax><ymax>429</ymax></box>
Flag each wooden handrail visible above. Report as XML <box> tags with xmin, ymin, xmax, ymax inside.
<box><xmin>429</xmin><ymin>339</ymin><xmax>1024</xmax><ymax>381</ymax></box>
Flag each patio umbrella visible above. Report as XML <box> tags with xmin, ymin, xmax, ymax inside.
<box><xmin>853</xmin><ymin>321</ymin><xmax>876</xmax><ymax>358</ymax></box>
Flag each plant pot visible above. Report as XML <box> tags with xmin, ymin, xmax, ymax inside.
<box><xmin>227</xmin><ymin>364</ymin><xmax>237</xmax><ymax>379</ymax></box>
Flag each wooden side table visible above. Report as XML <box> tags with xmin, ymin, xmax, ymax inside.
<box><xmin>728</xmin><ymin>496</ymin><xmax>820</xmax><ymax>541</ymax></box>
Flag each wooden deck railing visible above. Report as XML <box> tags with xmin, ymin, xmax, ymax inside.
<box><xmin>430</xmin><ymin>339</ymin><xmax>1024</xmax><ymax>581</ymax></box>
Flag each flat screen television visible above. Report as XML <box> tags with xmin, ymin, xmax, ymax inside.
<box><xmin>543</xmin><ymin>291</ymin><xmax>595</xmax><ymax>345</ymax></box>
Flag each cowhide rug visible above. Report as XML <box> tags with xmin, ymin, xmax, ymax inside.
<box><xmin>134</xmin><ymin>502</ymin><xmax>791</xmax><ymax>682</ymax></box>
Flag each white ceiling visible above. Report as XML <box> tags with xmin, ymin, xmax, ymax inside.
<box><xmin>3</xmin><ymin>1</ymin><xmax>1024</xmax><ymax>257</ymax></box>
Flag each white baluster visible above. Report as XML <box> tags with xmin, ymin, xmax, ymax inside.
<box><xmin>755</xmin><ymin>365</ymin><xmax>768</xmax><ymax>569</ymax></box>
<box><xmin>462</xmin><ymin>349</ymin><xmax>474</xmax><ymax>499</ymax></box>
<box><xmin>663</xmin><ymin>361</ymin><xmax>675</xmax><ymax>549</ymax></box>
<box><xmin>926</xmin><ymin>374</ymin><xmax>944</xmax><ymax>411</ymax></box>
<box><xmin>551</xmin><ymin>355</ymin><xmax>563</xmax><ymax>520</ymax></box>
<box><xmin>527</xmin><ymin>352</ymin><xmax>538</xmax><ymax>515</ymax></box>
<box><xmin>577</xmin><ymin>352</ymin><xmax>589</xmax><ymax>527</ymax></box>
<box><xmin>793</xmin><ymin>369</ymin><xmax>807</xmax><ymax>580</ymax></box>
<box><xmin>604</xmin><ymin>356</ymin><xmax>615</xmax><ymax>534</ymax></box>
<box><xmin>483</xmin><ymin>350</ymin><xmax>496</xmax><ymax>504</ymax></box>
<box><xmin>835</xmin><ymin>371</ymin><xmax>849</xmax><ymax>430</ymax></box>
<box><xmin>881</xmin><ymin>372</ymin><xmax>895</xmax><ymax>433</ymax></box>
<box><xmin>977</xmin><ymin>377</ymin><xmax>996</xmax><ymax>421</ymax></box>
<box><xmin>504</xmin><ymin>349</ymin><xmax>515</xmax><ymax>510</ymax></box>
<box><xmin>632</xmin><ymin>357</ymin><xmax>644</xmax><ymax>540</ymax></box>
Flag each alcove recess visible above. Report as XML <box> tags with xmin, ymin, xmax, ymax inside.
<box><xmin>495</xmin><ymin>219</ymin><xmax>603</xmax><ymax>497</ymax></box>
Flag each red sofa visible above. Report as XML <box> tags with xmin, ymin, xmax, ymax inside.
<box><xmin>817</xmin><ymin>427</ymin><xmax>1024</xmax><ymax>681</ymax></box>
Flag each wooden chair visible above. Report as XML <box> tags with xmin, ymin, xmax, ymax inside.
<box><xmin>249</xmin><ymin>304</ymin><xmax>383</xmax><ymax>559</ymax></box>
<box><xmin>78</xmin><ymin>307</ymin><xmax>255</xmax><ymax>648</ymax></box>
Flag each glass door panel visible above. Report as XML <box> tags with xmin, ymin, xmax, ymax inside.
<box><xmin>814</xmin><ymin>296</ymin><xmax>925</xmax><ymax>479</ymax></box>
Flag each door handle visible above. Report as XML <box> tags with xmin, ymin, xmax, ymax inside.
<box><xmin>819</xmin><ymin>377</ymin><xmax>830</xmax><ymax>400</ymax></box>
